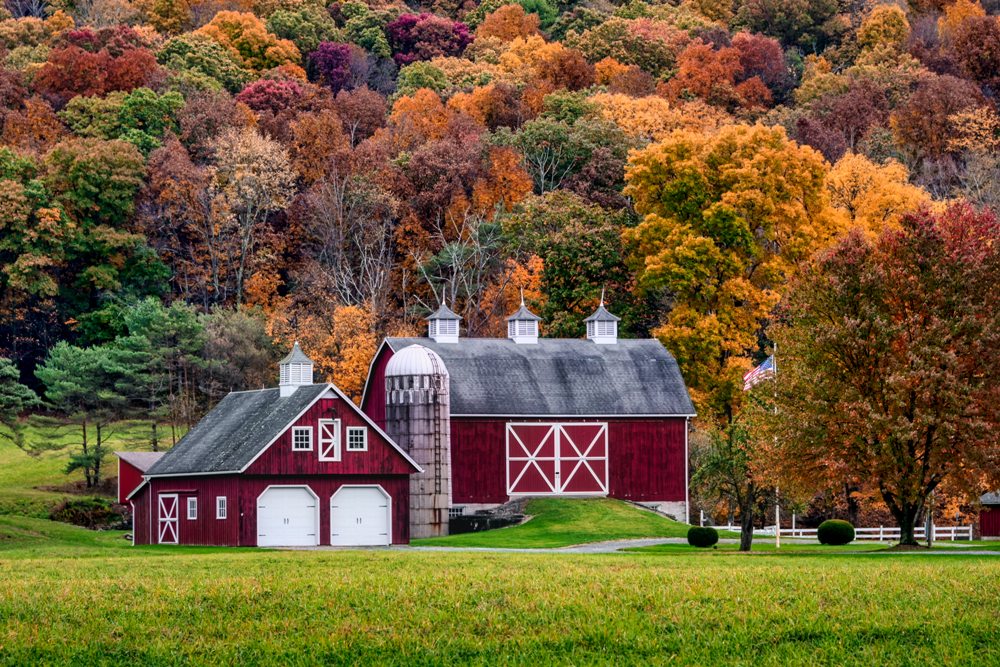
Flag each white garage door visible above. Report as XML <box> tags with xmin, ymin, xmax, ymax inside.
<box><xmin>257</xmin><ymin>486</ymin><xmax>318</xmax><ymax>547</ymax></box>
<box><xmin>330</xmin><ymin>486</ymin><xmax>390</xmax><ymax>546</ymax></box>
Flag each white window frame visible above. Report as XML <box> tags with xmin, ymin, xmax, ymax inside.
<box><xmin>291</xmin><ymin>426</ymin><xmax>313</xmax><ymax>452</ymax></box>
<box><xmin>216</xmin><ymin>496</ymin><xmax>227</xmax><ymax>520</ymax></box>
<box><xmin>187</xmin><ymin>496</ymin><xmax>198</xmax><ymax>520</ymax></box>
<box><xmin>318</xmin><ymin>418</ymin><xmax>341</xmax><ymax>462</ymax></box>
<box><xmin>346</xmin><ymin>426</ymin><xmax>368</xmax><ymax>452</ymax></box>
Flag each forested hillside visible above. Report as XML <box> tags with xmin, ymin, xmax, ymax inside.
<box><xmin>1</xmin><ymin>0</ymin><xmax>998</xmax><ymax>427</ymax></box>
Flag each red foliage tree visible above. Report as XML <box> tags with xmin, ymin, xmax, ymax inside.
<box><xmin>235</xmin><ymin>78</ymin><xmax>305</xmax><ymax>114</ymax></box>
<box><xmin>385</xmin><ymin>13</ymin><xmax>473</xmax><ymax>65</ymax></box>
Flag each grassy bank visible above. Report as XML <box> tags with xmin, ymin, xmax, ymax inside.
<box><xmin>412</xmin><ymin>498</ymin><xmax>710</xmax><ymax>548</ymax></box>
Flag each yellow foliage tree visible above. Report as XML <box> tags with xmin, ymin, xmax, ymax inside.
<box><xmin>624</xmin><ymin>124</ymin><xmax>838</xmax><ymax>419</ymax></box>
<box><xmin>826</xmin><ymin>153</ymin><xmax>930</xmax><ymax>234</ymax></box>
<box><xmin>588</xmin><ymin>92</ymin><xmax>730</xmax><ymax>141</ymax></box>
<box><xmin>938</xmin><ymin>0</ymin><xmax>986</xmax><ymax>42</ymax></box>
<box><xmin>195</xmin><ymin>10</ymin><xmax>300</xmax><ymax>70</ymax></box>
<box><xmin>858</xmin><ymin>4</ymin><xmax>910</xmax><ymax>52</ymax></box>
<box><xmin>268</xmin><ymin>300</ymin><xmax>377</xmax><ymax>402</ymax></box>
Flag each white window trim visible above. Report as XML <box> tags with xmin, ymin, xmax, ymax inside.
<box><xmin>292</xmin><ymin>426</ymin><xmax>314</xmax><ymax>451</ymax></box>
<box><xmin>318</xmin><ymin>418</ymin><xmax>341</xmax><ymax>462</ymax></box>
<box><xmin>346</xmin><ymin>426</ymin><xmax>368</xmax><ymax>452</ymax></box>
<box><xmin>216</xmin><ymin>496</ymin><xmax>227</xmax><ymax>520</ymax></box>
<box><xmin>187</xmin><ymin>496</ymin><xmax>198</xmax><ymax>520</ymax></box>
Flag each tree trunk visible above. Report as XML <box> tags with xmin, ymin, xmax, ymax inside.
<box><xmin>81</xmin><ymin>420</ymin><xmax>92</xmax><ymax>488</ymax></box>
<box><xmin>739</xmin><ymin>507</ymin><xmax>755</xmax><ymax>551</ymax></box>
<box><xmin>895</xmin><ymin>503</ymin><xmax>921</xmax><ymax>546</ymax></box>
<box><xmin>93</xmin><ymin>422</ymin><xmax>103</xmax><ymax>488</ymax></box>
<box><xmin>150</xmin><ymin>421</ymin><xmax>159</xmax><ymax>452</ymax></box>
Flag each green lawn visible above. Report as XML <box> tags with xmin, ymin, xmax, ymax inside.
<box><xmin>413</xmin><ymin>498</ymin><xmax>727</xmax><ymax>548</ymax></box>
<box><xmin>0</xmin><ymin>521</ymin><xmax>997</xmax><ymax>665</ymax></box>
<box><xmin>0</xmin><ymin>420</ymin><xmax>181</xmax><ymax>516</ymax></box>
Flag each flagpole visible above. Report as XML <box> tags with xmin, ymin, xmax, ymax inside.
<box><xmin>774</xmin><ymin>342</ymin><xmax>779</xmax><ymax>550</ymax></box>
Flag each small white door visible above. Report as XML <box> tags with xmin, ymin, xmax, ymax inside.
<box><xmin>330</xmin><ymin>486</ymin><xmax>390</xmax><ymax>546</ymax></box>
<box><xmin>257</xmin><ymin>486</ymin><xmax>318</xmax><ymax>547</ymax></box>
<box><xmin>158</xmin><ymin>493</ymin><xmax>178</xmax><ymax>544</ymax></box>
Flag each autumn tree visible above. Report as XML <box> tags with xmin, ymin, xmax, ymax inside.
<box><xmin>195</xmin><ymin>11</ymin><xmax>301</xmax><ymax>71</ymax></box>
<box><xmin>208</xmin><ymin>127</ymin><xmax>295</xmax><ymax>305</ymax></box>
<box><xmin>624</xmin><ymin>124</ymin><xmax>838</xmax><ymax>419</ymax></box>
<box><xmin>891</xmin><ymin>74</ymin><xmax>986</xmax><ymax>160</ymax></box>
<box><xmin>476</xmin><ymin>4</ymin><xmax>539</xmax><ymax>41</ymax></box>
<box><xmin>826</xmin><ymin>153</ymin><xmax>929</xmax><ymax>234</ymax></box>
<box><xmin>771</xmin><ymin>205</ymin><xmax>1000</xmax><ymax>544</ymax></box>
<box><xmin>385</xmin><ymin>13</ymin><xmax>473</xmax><ymax>65</ymax></box>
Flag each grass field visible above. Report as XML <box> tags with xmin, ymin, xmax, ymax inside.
<box><xmin>0</xmin><ymin>519</ymin><xmax>997</xmax><ymax>665</ymax></box>
<box><xmin>413</xmin><ymin>498</ymin><xmax>721</xmax><ymax>548</ymax></box>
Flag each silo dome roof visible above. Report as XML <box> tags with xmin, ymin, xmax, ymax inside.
<box><xmin>385</xmin><ymin>344</ymin><xmax>449</xmax><ymax>377</ymax></box>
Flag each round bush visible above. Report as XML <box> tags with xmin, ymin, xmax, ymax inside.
<box><xmin>687</xmin><ymin>526</ymin><xmax>719</xmax><ymax>548</ymax></box>
<box><xmin>817</xmin><ymin>519</ymin><xmax>855</xmax><ymax>545</ymax></box>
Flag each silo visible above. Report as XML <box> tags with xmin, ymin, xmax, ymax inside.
<box><xmin>384</xmin><ymin>345</ymin><xmax>452</xmax><ymax>538</ymax></box>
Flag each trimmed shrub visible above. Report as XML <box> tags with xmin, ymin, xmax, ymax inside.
<box><xmin>817</xmin><ymin>519</ymin><xmax>855</xmax><ymax>545</ymax></box>
<box><xmin>687</xmin><ymin>526</ymin><xmax>719</xmax><ymax>548</ymax></box>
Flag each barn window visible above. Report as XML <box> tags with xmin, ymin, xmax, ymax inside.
<box><xmin>292</xmin><ymin>426</ymin><xmax>313</xmax><ymax>451</ymax></box>
<box><xmin>216</xmin><ymin>496</ymin><xmax>227</xmax><ymax>520</ymax></box>
<box><xmin>187</xmin><ymin>497</ymin><xmax>198</xmax><ymax>520</ymax></box>
<box><xmin>347</xmin><ymin>427</ymin><xmax>368</xmax><ymax>451</ymax></box>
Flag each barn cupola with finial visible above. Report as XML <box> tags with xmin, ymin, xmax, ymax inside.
<box><xmin>584</xmin><ymin>290</ymin><xmax>620</xmax><ymax>344</ymax></box>
<box><xmin>279</xmin><ymin>342</ymin><xmax>314</xmax><ymax>397</ymax></box>
<box><xmin>427</xmin><ymin>303</ymin><xmax>461</xmax><ymax>344</ymax></box>
<box><xmin>507</xmin><ymin>291</ymin><xmax>542</xmax><ymax>344</ymax></box>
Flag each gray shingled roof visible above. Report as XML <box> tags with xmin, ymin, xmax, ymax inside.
<box><xmin>280</xmin><ymin>342</ymin><xmax>313</xmax><ymax>365</ymax></box>
<box><xmin>146</xmin><ymin>385</ymin><xmax>328</xmax><ymax>475</ymax></box>
<box><xmin>982</xmin><ymin>493</ymin><xmax>1000</xmax><ymax>505</ymax></box>
<box><xmin>115</xmin><ymin>451</ymin><xmax>165</xmax><ymax>472</ymax></box>
<box><xmin>427</xmin><ymin>303</ymin><xmax>461</xmax><ymax>320</ymax></box>
<box><xmin>385</xmin><ymin>338</ymin><xmax>695</xmax><ymax>416</ymax></box>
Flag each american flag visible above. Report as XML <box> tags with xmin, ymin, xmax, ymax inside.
<box><xmin>743</xmin><ymin>355</ymin><xmax>776</xmax><ymax>391</ymax></box>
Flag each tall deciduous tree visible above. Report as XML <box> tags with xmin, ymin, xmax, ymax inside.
<box><xmin>624</xmin><ymin>124</ymin><xmax>838</xmax><ymax>420</ymax></box>
<box><xmin>771</xmin><ymin>205</ymin><xmax>1000</xmax><ymax>544</ymax></box>
<box><xmin>209</xmin><ymin>127</ymin><xmax>295</xmax><ymax>305</ymax></box>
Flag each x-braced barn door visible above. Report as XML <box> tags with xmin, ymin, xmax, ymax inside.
<box><xmin>506</xmin><ymin>423</ymin><xmax>608</xmax><ymax>495</ymax></box>
<box><xmin>158</xmin><ymin>493</ymin><xmax>179</xmax><ymax>544</ymax></box>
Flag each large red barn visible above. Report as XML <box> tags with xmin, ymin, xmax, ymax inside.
<box><xmin>362</xmin><ymin>298</ymin><xmax>696</xmax><ymax>537</ymax></box>
<box><xmin>129</xmin><ymin>344</ymin><xmax>420</xmax><ymax>547</ymax></box>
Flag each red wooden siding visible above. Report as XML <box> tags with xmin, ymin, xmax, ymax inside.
<box><xmin>982</xmin><ymin>507</ymin><xmax>1000</xmax><ymax>537</ymax></box>
<box><xmin>132</xmin><ymin>474</ymin><xmax>410</xmax><ymax>546</ymax></box>
<box><xmin>452</xmin><ymin>417</ymin><xmax>686</xmax><ymax>505</ymax></box>
<box><xmin>362</xmin><ymin>346</ymin><xmax>392</xmax><ymax>429</ymax></box>
<box><xmin>117</xmin><ymin>459</ymin><xmax>145</xmax><ymax>504</ymax></box>
<box><xmin>244</xmin><ymin>398</ymin><xmax>414</xmax><ymax>476</ymax></box>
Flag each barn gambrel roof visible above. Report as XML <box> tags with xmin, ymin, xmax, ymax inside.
<box><xmin>379</xmin><ymin>338</ymin><xmax>696</xmax><ymax>417</ymax></box>
<box><xmin>145</xmin><ymin>384</ymin><xmax>420</xmax><ymax>477</ymax></box>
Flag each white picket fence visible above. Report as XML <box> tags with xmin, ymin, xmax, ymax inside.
<box><xmin>717</xmin><ymin>524</ymin><xmax>974</xmax><ymax>541</ymax></box>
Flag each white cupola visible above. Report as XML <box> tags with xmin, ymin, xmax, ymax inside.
<box><xmin>426</xmin><ymin>303</ymin><xmax>461</xmax><ymax>343</ymax></box>
<box><xmin>279</xmin><ymin>341</ymin><xmax>314</xmax><ymax>397</ymax></box>
<box><xmin>584</xmin><ymin>290</ymin><xmax>620</xmax><ymax>344</ymax></box>
<box><xmin>506</xmin><ymin>292</ymin><xmax>542</xmax><ymax>344</ymax></box>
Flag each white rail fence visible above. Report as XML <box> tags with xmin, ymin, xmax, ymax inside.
<box><xmin>713</xmin><ymin>524</ymin><xmax>973</xmax><ymax>541</ymax></box>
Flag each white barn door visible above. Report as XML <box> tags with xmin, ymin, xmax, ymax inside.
<box><xmin>158</xmin><ymin>493</ymin><xmax>178</xmax><ymax>544</ymax></box>
<box><xmin>257</xmin><ymin>486</ymin><xmax>319</xmax><ymax>547</ymax></box>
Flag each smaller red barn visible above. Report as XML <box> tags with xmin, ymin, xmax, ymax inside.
<box><xmin>115</xmin><ymin>451</ymin><xmax>164</xmax><ymax>504</ymax></box>
<box><xmin>129</xmin><ymin>344</ymin><xmax>420</xmax><ymax>547</ymax></box>
<box><xmin>981</xmin><ymin>493</ymin><xmax>1000</xmax><ymax>540</ymax></box>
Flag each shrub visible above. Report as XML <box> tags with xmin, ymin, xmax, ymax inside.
<box><xmin>50</xmin><ymin>497</ymin><xmax>127</xmax><ymax>529</ymax></box>
<box><xmin>817</xmin><ymin>519</ymin><xmax>855</xmax><ymax>545</ymax></box>
<box><xmin>687</xmin><ymin>526</ymin><xmax>719</xmax><ymax>548</ymax></box>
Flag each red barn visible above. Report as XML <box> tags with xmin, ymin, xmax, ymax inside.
<box><xmin>362</xmin><ymin>298</ymin><xmax>696</xmax><ymax>538</ymax></box>
<box><xmin>129</xmin><ymin>344</ymin><xmax>420</xmax><ymax>547</ymax></box>
<box><xmin>115</xmin><ymin>451</ymin><xmax>164</xmax><ymax>504</ymax></box>
<box><xmin>981</xmin><ymin>493</ymin><xmax>1000</xmax><ymax>540</ymax></box>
